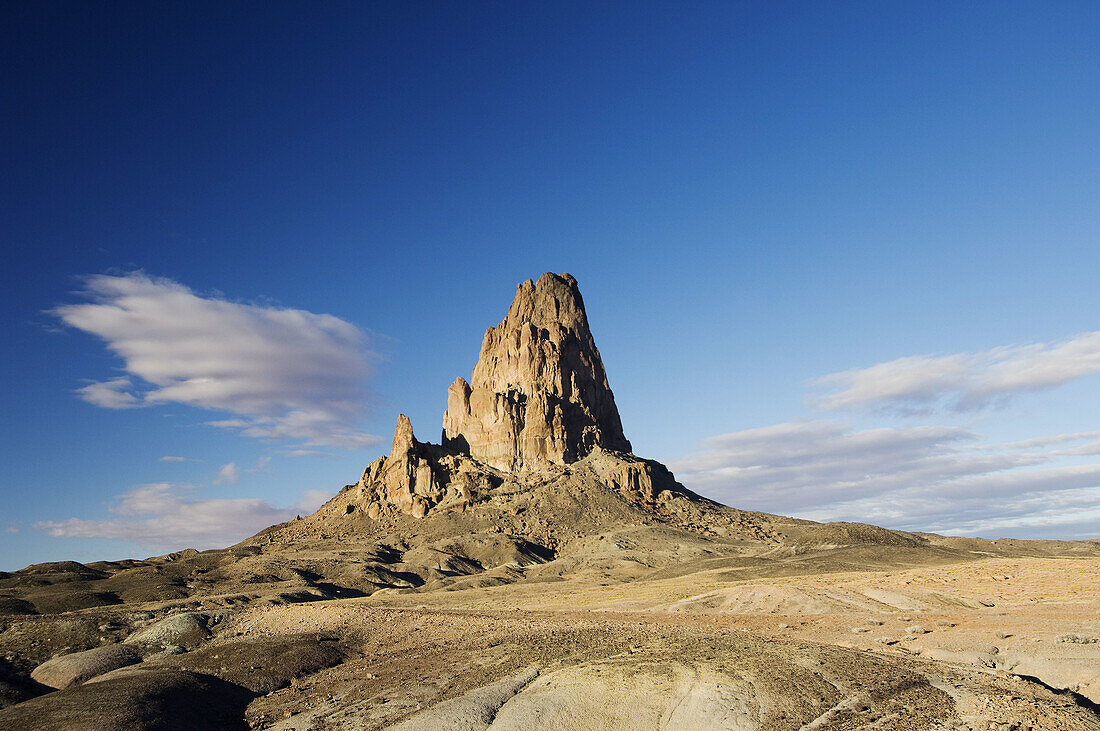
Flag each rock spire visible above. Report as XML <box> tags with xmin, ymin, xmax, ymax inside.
<box><xmin>442</xmin><ymin>272</ymin><xmax>632</xmax><ymax>471</ymax></box>
<box><xmin>328</xmin><ymin>272</ymin><xmax>674</xmax><ymax>522</ymax></box>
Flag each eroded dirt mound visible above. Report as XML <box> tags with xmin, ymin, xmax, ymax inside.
<box><xmin>149</xmin><ymin>634</ymin><xmax>346</xmax><ymax>694</ymax></box>
<box><xmin>31</xmin><ymin>643</ymin><xmax>141</xmax><ymax>689</ymax></box>
<box><xmin>0</xmin><ymin>668</ymin><xmax>252</xmax><ymax>731</ymax></box>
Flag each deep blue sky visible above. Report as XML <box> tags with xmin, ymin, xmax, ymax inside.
<box><xmin>3</xmin><ymin>2</ymin><xmax>1099</xmax><ymax>569</ymax></box>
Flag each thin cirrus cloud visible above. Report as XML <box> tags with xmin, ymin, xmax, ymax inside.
<box><xmin>52</xmin><ymin>272</ymin><xmax>380</xmax><ymax>450</ymax></box>
<box><xmin>812</xmin><ymin>331</ymin><xmax>1100</xmax><ymax>414</ymax></box>
<box><xmin>35</xmin><ymin>483</ymin><xmax>332</xmax><ymax>553</ymax></box>
<box><xmin>669</xmin><ymin>421</ymin><xmax>1100</xmax><ymax>539</ymax></box>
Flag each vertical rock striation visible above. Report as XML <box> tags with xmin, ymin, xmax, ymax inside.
<box><xmin>442</xmin><ymin>272</ymin><xmax>632</xmax><ymax>471</ymax></box>
<box><xmin>347</xmin><ymin>414</ymin><xmax>498</xmax><ymax>520</ymax></box>
<box><xmin>326</xmin><ymin>272</ymin><xmax>684</xmax><ymax>521</ymax></box>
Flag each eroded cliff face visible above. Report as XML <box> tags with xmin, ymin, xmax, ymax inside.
<box><xmin>442</xmin><ymin>272</ymin><xmax>631</xmax><ymax>472</ymax></box>
<box><xmin>338</xmin><ymin>272</ymin><xmax>682</xmax><ymax>520</ymax></box>
<box><xmin>349</xmin><ymin>415</ymin><xmax>496</xmax><ymax>520</ymax></box>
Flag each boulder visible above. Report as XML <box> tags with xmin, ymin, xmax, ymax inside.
<box><xmin>125</xmin><ymin>611</ymin><xmax>213</xmax><ymax>649</ymax></box>
<box><xmin>31</xmin><ymin>643</ymin><xmax>142</xmax><ymax>689</ymax></box>
<box><xmin>0</xmin><ymin>668</ymin><xmax>251</xmax><ymax>730</ymax></box>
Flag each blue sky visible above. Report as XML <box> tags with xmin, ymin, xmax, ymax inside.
<box><xmin>3</xmin><ymin>1</ymin><xmax>1099</xmax><ymax>570</ymax></box>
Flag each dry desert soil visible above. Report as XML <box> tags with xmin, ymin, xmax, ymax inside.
<box><xmin>0</xmin><ymin>521</ymin><xmax>1097</xmax><ymax>730</ymax></box>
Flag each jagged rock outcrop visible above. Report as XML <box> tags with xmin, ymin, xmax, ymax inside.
<box><xmin>585</xmin><ymin>448</ymin><xmax>679</xmax><ymax>505</ymax></box>
<box><xmin>442</xmin><ymin>272</ymin><xmax>631</xmax><ymax>471</ymax></box>
<box><xmin>350</xmin><ymin>415</ymin><xmax>494</xmax><ymax>519</ymax></box>
<box><xmin>341</xmin><ymin>272</ymin><xmax>688</xmax><ymax>520</ymax></box>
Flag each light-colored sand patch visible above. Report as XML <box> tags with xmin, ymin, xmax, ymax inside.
<box><xmin>665</xmin><ymin>585</ymin><xmax>877</xmax><ymax>615</ymax></box>
<box><xmin>388</xmin><ymin>666</ymin><xmax>541</xmax><ymax>730</ymax></box>
<box><xmin>488</xmin><ymin>661</ymin><xmax>756</xmax><ymax>730</ymax></box>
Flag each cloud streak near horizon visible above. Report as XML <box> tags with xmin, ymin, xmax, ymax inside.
<box><xmin>35</xmin><ymin>483</ymin><xmax>332</xmax><ymax>552</ymax></box>
<box><xmin>812</xmin><ymin>331</ymin><xmax>1100</xmax><ymax>414</ymax></box>
<box><xmin>666</xmin><ymin>330</ymin><xmax>1097</xmax><ymax>538</ymax></box>
<box><xmin>53</xmin><ymin>273</ymin><xmax>380</xmax><ymax>449</ymax></box>
<box><xmin>670</xmin><ymin>420</ymin><xmax>1100</xmax><ymax>539</ymax></box>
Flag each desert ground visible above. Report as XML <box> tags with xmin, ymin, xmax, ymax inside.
<box><xmin>0</xmin><ymin>520</ymin><xmax>1097</xmax><ymax>730</ymax></box>
<box><xmin>236</xmin><ymin>547</ymin><xmax>1100</xmax><ymax>730</ymax></box>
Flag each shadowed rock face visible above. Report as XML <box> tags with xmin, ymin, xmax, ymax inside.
<box><xmin>443</xmin><ymin>272</ymin><xmax>631</xmax><ymax>471</ymax></box>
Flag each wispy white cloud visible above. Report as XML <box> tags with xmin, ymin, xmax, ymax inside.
<box><xmin>283</xmin><ymin>449</ymin><xmax>338</xmax><ymax>459</ymax></box>
<box><xmin>52</xmin><ymin>272</ymin><xmax>381</xmax><ymax>450</ymax></box>
<box><xmin>212</xmin><ymin>456</ymin><xmax>272</xmax><ymax>485</ymax></box>
<box><xmin>159</xmin><ymin>455</ymin><xmax>202</xmax><ymax>463</ymax></box>
<box><xmin>670</xmin><ymin>421</ymin><xmax>1100</xmax><ymax>539</ymax></box>
<box><xmin>75</xmin><ymin>377</ymin><xmax>143</xmax><ymax>409</ymax></box>
<box><xmin>35</xmin><ymin>483</ymin><xmax>332</xmax><ymax>552</ymax></box>
<box><xmin>213</xmin><ymin>462</ymin><xmax>239</xmax><ymax>485</ymax></box>
<box><xmin>813</xmin><ymin>331</ymin><xmax>1100</xmax><ymax>414</ymax></box>
<box><xmin>995</xmin><ymin>431</ymin><xmax>1100</xmax><ymax>450</ymax></box>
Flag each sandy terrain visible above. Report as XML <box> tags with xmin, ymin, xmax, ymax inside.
<box><xmin>6</xmin><ymin>548</ymin><xmax>1093</xmax><ymax>729</ymax></box>
<box><xmin>1</xmin><ymin>493</ymin><xmax>1097</xmax><ymax>731</ymax></box>
<box><xmin>226</xmin><ymin>553</ymin><xmax>1097</xmax><ymax>730</ymax></box>
<box><xmin>1</xmin><ymin>505</ymin><xmax>1098</xmax><ymax>731</ymax></box>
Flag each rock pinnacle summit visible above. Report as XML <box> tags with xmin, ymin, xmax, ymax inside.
<box><xmin>442</xmin><ymin>272</ymin><xmax>632</xmax><ymax>472</ymax></box>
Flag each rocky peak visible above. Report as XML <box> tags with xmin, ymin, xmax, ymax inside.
<box><xmin>353</xmin><ymin>414</ymin><xmax>451</xmax><ymax>519</ymax></box>
<box><xmin>442</xmin><ymin>272</ymin><xmax>631</xmax><ymax>471</ymax></box>
<box><xmin>325</xmin><ymin>272</ymin><xmax>684</xmax><ymax>521</ymax></box>
<box><xmin>391</xmin><ymin>413</ymin><xmax>416</xmax><ymax>456</ymax></box>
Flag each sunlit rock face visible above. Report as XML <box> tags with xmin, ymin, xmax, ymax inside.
<box><xmin>442</xmin><ymin>272</ymin><xmax>632</xmax><ymax>472</ymax></box>
<box><xmin>372</xmin><ymin>414</ymin><xmax>442</xmax><ymax>518</ymax></box>
<box><xmin>331</xmin><ymin>272</ymin><xmax>660</xmax><ymax>521</ymax></box>
<box><xmin>349</xmin><ymin>414</ymin><xmax>490</xmax><ymax>520</ymax></box>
